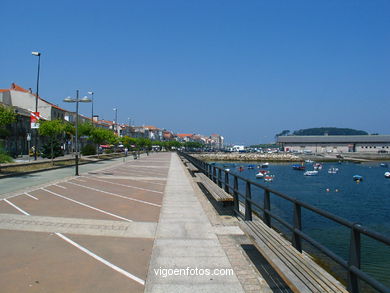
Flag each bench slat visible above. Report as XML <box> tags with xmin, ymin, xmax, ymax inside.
<box><xmin>240</xmin><ymin>220</ymin><xmax>348</xmax><ymax>293</ymax></box>
<box><xmin>248</xmin><ymin>221</ymin><xmax>342</xmax><ymax>293</ymax></box>
<box><xmin>196</xmin><ymin>173</ymin><xmax>233</xmax><ymax>202</ymax></box>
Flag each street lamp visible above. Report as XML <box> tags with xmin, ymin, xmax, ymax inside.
<box><xmin>64</xmin><ymin>90</ymin><xmax>91</xmax><ymax>176</ymax></box>
<box><xmin>113</xmin><ymin>107</ymin><xmax>118</xmax><ymax>135</ymax></box>
<box><xmin>87</xmin><ymin>91</ymin><xmax>94</xmax><ymax>124</ymax></box>
<box><xmin>32</xmin><ymin>51</ymin><xmax>41</xmax><ymax>160</ymax></box>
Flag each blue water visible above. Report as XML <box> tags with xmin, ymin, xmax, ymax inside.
<box><xmin>215</xmin><ymin>161</ymin><xmax>390</xmax><ymax>287</ymax></box>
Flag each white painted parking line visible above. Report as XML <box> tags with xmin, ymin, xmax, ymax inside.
<box><xmin>3</xmin><ymin>199</ymin><xmax>30</xmax><ymax>215</ymax></box>
<box><xmin>24</xmin><ymin>193</ymin><xmax>39</xmax><ymax>200</ymax></box>
<box><xmin>82</xmin><ymin>176</ymin><xmax>163</xmax><ymax>195</ymax></box>
<box><xmin>115</xmin><ymin>168</ymin><xmax>167</xmax><ymax>177</ymax></box>
<box><xmin>66</xmin><ymin>181</ymin><xmax>161</xmax><ymax>208</ymax></box>
<box><xmin>41</xmin><ymin>188</ymin><xmax>133</xmax><ymax>222</ymax></box>
<box><xmin>1</xmin><ymin>198</ymin><xmax>145</xmax><ymax>286</ymax></box>
<box><xmin>131</xmin><ymin>179</ymin><xmax>166</xmax><ymax>186</ymax></box>
<box><xmin>55</xmin><ymin>232</ymin><xmax>145</xmax><ymax>285</ymax></box>
<box><xmin>53</xmin><ymin>184</ymin><xmax>67</xmax><ymax>189</ymax></box>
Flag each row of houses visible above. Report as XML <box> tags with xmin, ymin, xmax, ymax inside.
<box><xmin>0</xmin><ymin>83</ymin><xmax>224</xmax><ymax>157</ymax></box>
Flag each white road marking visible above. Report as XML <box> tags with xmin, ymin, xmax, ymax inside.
<box><xmin>54</xmin><ymin>184</ymin><xmax>67</xmax><ymax>189</ymax></box>
<box><xmin>3</xmin><ymin>199</ymin><xmax>30</xmax><ymax>215</ymax></box>
<box><xmin>121</xmin><ymin>168</ymin><xmax>167</xmax><ymax>176</ymax></box>
<box><xmin>66</xmin><ymin>181</ymin><xmax>161</xmax><ymax>208</ymax></box>
<box><xmin>55</xmin><ymin>232</ymin><xmax>145</xmax><ymax>285</ymax></box>
<box><xmin>84</xmin><ymin>176</ymin><xmax>163</xmax><ymax>195</ymax></box>
<box><xmin>24</xmin><ymin>193</ymin><xmax>39</xmax><ymax>200</ymax></box>
<box><xmin>41</xmin><ymin>188</ymin><xmax>133</xmax><ymax>222</ymax></box>
<box><xmin>1</xmin><ymin>198</ymin><xmax>144</xmax><ymax>286</ymax></box>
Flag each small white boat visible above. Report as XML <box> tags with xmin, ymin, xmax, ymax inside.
<box><xmin>313</xmin><ymin>163</ymin><xmax>323</xmax><ymax>170</ymax></box>
<box><xmin>385</xmin><ymin>172</ymin><xmax>390</xmax><ymax>178</ymax></box>
<box><xmin>261</xmin><ymin>163</ymin><xmax>269</xmax><ymax>168</ymax></box>
<box><xmin>255</xmin><ymin>172</ymin><xmax>264</xmax><ymax>178</ymax></box>
<box><xmin>305</xmin><ymin>159</ymin><xmax>314</xmax><ymax>163</ymax></box>
<box><xmin>264</xmin><ymin>175</ymin><xmax>274</xmax><ymax>182</ymax></box>
<box><xmin>304</xmin><ymin>170</ymin><xmax>319</xmax><ymax>176</ymax></box>
<box><xmin>225</xmin><ymin>168</ymin><xmax>230</xmax><ymax>172</ymax></box>
<box><xmin>328</xmin><ymin>167</ymin><xmax>339</xmax><ymax>174</ymax></box>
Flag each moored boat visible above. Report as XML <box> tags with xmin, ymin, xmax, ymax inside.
<box><xmin>264</xmin><ymin>175</ymin><xmax>274</xmax><ymax>182</ymax></box>
<box><xmin>353</xmin><ymin>175</ymin><xmax>363</xmax><ymax>181</ymax></box>
<box><xmin>385</xmin><ymin>172</ymin><xmax>390</xmax><ymax>178</ymax></box>
<box><xmin>292</xmin><ymin>164</ymin><xmax>305</xmax><ymax>170</ymax></box>
<box><xmin>328</xmin><ymin>167</ymin><xmax>339</xmax><ymax>174</ymax></box>
<box><xmin>304</xmin><ymin>170</ymin><xmax>319</xmax><ymax>176</ymax></box>
<box><xmin>255</xmin><ymin>171</ymin><xmax>264</xmax><ymax>178</ymax></box>
<box><xmin>380</xmin><ymin>163</ymin><xmax>389</xmax><ymax>168</ymax></box>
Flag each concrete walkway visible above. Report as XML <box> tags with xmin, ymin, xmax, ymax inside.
<box><xmin>145</xmin><ymin>154</ymin><xmax>244</xmax><ymax>292</ymax></box>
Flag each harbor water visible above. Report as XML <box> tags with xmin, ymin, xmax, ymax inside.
<box><xmin>215</xmin><ymin>161</ymin><xmax>390</xmax><ymax>288</ymax></box>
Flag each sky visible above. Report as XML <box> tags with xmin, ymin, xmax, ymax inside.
<box><xmin>1</xmin><ymin>0</ymin><xmax>390</xmax><ymax>145</ymax></box>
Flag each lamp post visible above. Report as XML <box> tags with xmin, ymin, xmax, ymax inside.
<box><xmin>32</xmin><ymin>51</ymin><xmax>41</xmax><ymax>160</ymax></box>
<box><xmin>113</xmin><ymin>107</ymin><xmax>118</xmax><ymax>135</ymax></box>
<box><xmin>64</xmin><ymin>91</ymin><xmax>91</xmax><ymax>176</ymax></box>
<box><xmin>87</xmin><ymin>91</ymin><xmax>94</xmax><ymax>124</ymax></box>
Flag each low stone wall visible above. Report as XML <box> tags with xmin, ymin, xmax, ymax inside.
<box><xmin>192</xmin><ymin>152</ymin><xmax>302</xmax><ymax>162</ymax></box>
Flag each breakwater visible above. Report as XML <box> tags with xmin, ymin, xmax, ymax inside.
<box><xmin>192</xmin><ymin>152</ymin><xmax>302</xmax><ymax>162</ymax></box>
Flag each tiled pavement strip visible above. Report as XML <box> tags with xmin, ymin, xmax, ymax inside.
<box><xmin>0</xmin><ymin>152</ymin><xmax>273</xmax><ymax>292</ymax></box>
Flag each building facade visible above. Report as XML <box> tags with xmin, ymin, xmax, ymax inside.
<box><xmin>277</xmin><ymin>135</ymin><xmax>390</xmax><ymax>154</ymax></box>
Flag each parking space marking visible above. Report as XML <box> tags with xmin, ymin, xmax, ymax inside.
<box><xmin>54</xmin><ymin>184</ymin><xmax>67</xmax><ymax>189</ymax></box>
<box><xmin>24</xmin><ymin>193</ymin><xmax>38</xmax><ymax>200</ymax></box>
<box><xmin>80</xmin><ymin>177</ymin><xmax>163</xmax><ymax>195</ymax></box>
<box><xmin>3</xmin><ymin>199</ymin><xmax>30</xmax><ymax>215</ymax></box>
<box><xmin>55</xmin><ymin>232</ymin><xmax>145</xmax><ymax>285</ymax></box>
<box><xmin>116</xmin><ymin>167</ymin><xmax>168</xmax><ymax>175</ymax></box>
<box><xmin>41</xmin><ymin>188</ymin><xmax>133</xmax><ymax>222</ymax></box>
<box><xmin>66</xmin><ymin>181</ymin><xmax>162</xmax><ymax>207</ymax></box>
<box><xmin>2</xmin><ymin>199</ymin><xmax>145</xmax><ymax>286</ymax></box>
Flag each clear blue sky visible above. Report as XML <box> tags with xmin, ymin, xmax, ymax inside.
<box><xmin>2</xmin><ymin>0</ymin><xmax>389</xmax><ymax>145</ymax></box>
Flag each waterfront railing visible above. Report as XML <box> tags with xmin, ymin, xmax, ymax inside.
<box><xmin>178</xmin><ymin>151</ymin><xmax>390</xmax><ymax>293</ymax></box>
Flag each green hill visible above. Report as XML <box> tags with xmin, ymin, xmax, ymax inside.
<box><xmin>292</xmin><ymin>127</ymin><xmax>368</xmax><ymax>136</ymax></box>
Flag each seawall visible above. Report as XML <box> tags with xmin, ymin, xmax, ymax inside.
<box><xmin>192</xmin><ymin>152</ymin><xmax>302</xmax><ymax>162</ymax></box>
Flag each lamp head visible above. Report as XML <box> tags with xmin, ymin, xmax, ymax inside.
<box><xmin>32</xmin><ymin>51</ymin><xmax>41</xmax><ymax>56</ymax></box>
<box><xmin>80</xmin><ymin>96</ymin><xmax>92</xmax><ymax>103</ymax></box>
<box><xmin>63</xmin><ymin>97</ymin><xmax>75</xmax><ymax>103</ymax></box>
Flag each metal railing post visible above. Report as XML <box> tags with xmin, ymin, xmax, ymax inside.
<box><xmin>212</xmin><ymin>166</ymin><xmax>217</xmax><ymax>183</ymax></box>
<box><xmin>224</xmin><ymin>171</ymin><xmax>229</xmax><ymax>193</ymax></box>
<box><xmin>245</xmin><ymin>182</ymin><xmax>252</xmax><ymax>221</ymax></box>
<box><xmin>292</xmin><ymin>202</ymin><xmax>302</xmax><ymax>253</ymax></box>
<box><xmin>233</xmin><ymin>176</ymin><xmax>239</xmax><ymax>215</ymax></box>
<box><xmin>264</xmin><ymin>190</ymin><xmax>271</xmax><ymax>227</ymax></box>
<box><xmin>217</xmin><ymin>168</ymin><xmax>222</xmax><ymax>187</ymax></box>
<box><xmin>347</xmin><ymin>224</ymin><xmax>361</xmax><ymax>293</ymax></box>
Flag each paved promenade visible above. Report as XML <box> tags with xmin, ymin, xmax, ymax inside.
<box><xmin>0</xmin><ymin>152</ymin><xmax>271</xmax><ymax>292</ymax></box>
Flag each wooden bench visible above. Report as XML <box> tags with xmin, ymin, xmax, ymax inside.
<box><xmin>239</xmin><ymin>220</ymin><xmax>348</xmax><ymax>293</ymax></box>
<box><xmin>181</xmin><ymin>158</ymin><xmax>189</xmax><ymax>164</ymax></box>
<box><xmin>186</xmin><ymin>163</ymin><xmax>199</xmax><ymax>172</ymax></box>
<box><xmin>195</xmin><ymin>172</ymin><xmax>234</xmax><ymax>204</ymax></box>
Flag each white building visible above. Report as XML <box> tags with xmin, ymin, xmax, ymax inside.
<box><xmin>277</xmin><ymin>135</ymin><xmax>390</xmax><ymax>154</ymax></box>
